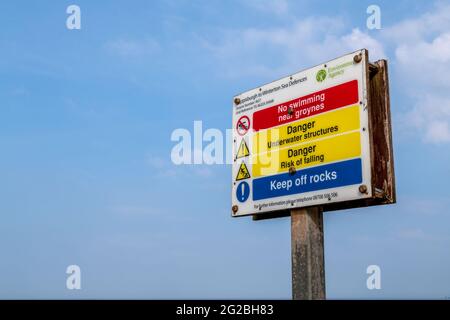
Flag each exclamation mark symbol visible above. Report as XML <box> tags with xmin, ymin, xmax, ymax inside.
<box><xmin>236</xmin><ymin>181</ymin><xmax>249</xmax><ymax>203</ymax></box>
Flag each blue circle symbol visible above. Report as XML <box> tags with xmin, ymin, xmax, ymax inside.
<box><xmin>236</xmin><ymin>181</ymin><xmax>250</xmax><ymax>203</ymax></box>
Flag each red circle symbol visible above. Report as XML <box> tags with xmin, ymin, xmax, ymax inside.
<box><xmin>236</xmin><ymin>116</ymin><xmax>250</xmax><ymax>136</ymax></box>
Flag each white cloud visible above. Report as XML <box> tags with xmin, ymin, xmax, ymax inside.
<box><xmin>11</xmin><ymin>87</ymin><xmax>29</xmax><ymax>96</ymax></box>
<box><xmin>201</xmin><ymin>17</ymin><xmax>381</xmax><ymax>78</ymax></box>
<box><xmin>111</xmin><ymin>205</ymin><xmax>163</xmax><ymax>217</ymax></box>
<box><xmin>147</xmin><ymin>155</ymin><xmax>178</xmax><ymax>178</ymax></box>
<box><xmin>106</xmin><ymin>38</ymin><xmax>160</xmax><ymax>57</ymax></box>
<box><xmin>397</xmin><ymin>228</ymin><xmax>426</xmax><ymax>240</ymax></box>
<box><xmin>401</xmin><ymin>95</ymin><xmax>450</xmax><ymax>143</ymax></box>
<box><xmin>384</xmin><ymin>4</ymin><xmax>450</xmax><ymax>144</ymax></box>
<box><xmin>425</xmin><ymin>121</ymin><xmax>450</xmax><ymax>143</ymax></box>
<box><xmin>193</xmin><ymin>167</ymin><xmax>214</xmax><ymax>178</ymax></box>
<box><xmin>399</xmin><ymin>196</ymin><xmax>450</xmax><ymax>216</ymax></box>
<box><xmin>383</xmin><ymin>2</ymin><xmax>450</xmax><ymax>44</ymax></box>
<box><xmin>146</xmin><ymin>154</ymin><xmax>215</xmax><ymax>179</ymax></box>
<box><xmin>147</xmin><ymin>155</ymin><xmax>166</xmax><ymax>170</ymax></box>
<box><xmin>395</xmin><ymin>32</ymin><xmax>450</xmax><ymax>68</ymax></box>
<box><xmin>200</xmin><ymin>2</ymin><xmax>450</xmax><ymax>144</ymax></box>
<box><xmin>243</xmin><ymin>0</ymin><xmax>289</xmax><ymax>15</ymax></box>
<box><xmin>342</xmin><ymin>29</ymin><xmax>385</xmax><ymax>61</ymax></box>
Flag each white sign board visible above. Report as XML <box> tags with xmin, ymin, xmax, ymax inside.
<box><xmin>232</xmin><ymin>49</ymin><xmax>372</xmax><ymax>217</ymax></box>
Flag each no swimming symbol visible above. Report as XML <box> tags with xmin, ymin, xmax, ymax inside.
<box><xmin>236</xmin><ymin>116</ymin><xmax>250</xmax><ymax>136</ymax></box>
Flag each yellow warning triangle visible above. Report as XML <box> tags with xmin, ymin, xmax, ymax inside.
<box><xmin>236</xmin><ymin>162</ymin><xmax>251</xmax><ymax>181</ymax></box>
<box><xmin>236</xmin><ymin>139</ymin><xmax>250</xmax><ymax>159</ymax></box>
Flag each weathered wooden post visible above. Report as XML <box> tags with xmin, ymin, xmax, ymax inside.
<box><xmin>291</xmin><ymin>207</ymin><xmax>325</xmax><ymax>300</ymax></box>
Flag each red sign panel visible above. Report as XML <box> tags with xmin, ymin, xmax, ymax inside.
<box><xmin>253</xmin><ymin>80</ymin><xmax>359</xmax><ymax>131</ymax></box>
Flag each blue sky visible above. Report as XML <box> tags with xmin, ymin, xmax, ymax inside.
<box><xmin>0</xmin><ymin>0</ymin><xmax>450</xmax><ymax>299</ymax></box>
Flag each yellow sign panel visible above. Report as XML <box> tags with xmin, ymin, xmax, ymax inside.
<box><xmin>252</xmin><ymin>131</ymin><xmax>361</xmax><ymax>177</ymax></box>
<box><xmin>236</xmin><ymin>162</ymin><xmax>251</xmax><ymax>181</ymax></box>
<box><xmin>253</xmin><ymin>105</ymin><xmax>360</xmax><ymax>155</ymax></box>
<box><xmin>236</xmin><ymin>139</ymin><xmax>250</xmax><ymax>159</ymax></box>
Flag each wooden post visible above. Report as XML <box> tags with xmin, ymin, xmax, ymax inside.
<box><xmin>291</xmin><ymin>207</ymin><xmax>325</xmax><ymax>300</ymax></box>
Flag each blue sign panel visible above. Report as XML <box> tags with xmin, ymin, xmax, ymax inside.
<box><xmin>252</xmin><ymin>158</ymin><xmax>362</xmax><ymax>201</ymax></box>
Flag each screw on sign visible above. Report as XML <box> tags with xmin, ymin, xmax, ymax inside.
<box><xmin>236</xmin><ymin>116</ymin><xmax>250</xmax><ymax>136</ymax></box>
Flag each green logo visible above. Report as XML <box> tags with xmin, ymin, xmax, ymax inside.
<box><xmin>316</xmin><ymin>69</ymin><xmax>327</xmax><ymax>82</ymax></box>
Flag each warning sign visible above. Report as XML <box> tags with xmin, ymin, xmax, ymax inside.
<box><xmin>236</xmin><ymin>116</ymin><xmax>250</xmax><ymax>136</ymax></box>
<box><xmin>236</xmin><ymin>181</ymin><xmax>250</xmax><ymax>203</ymax></box>
<box><xmin>252</xmin><ymin>131</ymin><xmax>362</xmax><ymax>177</ymax></box>
<box><xmin>253</xmin><ymin>105</ymin><xmax>360</xmax><ymax>154</ymax></box>
<box><xmin>232</xmin><ymin>49</ymin><xmax>381</xmax><ymax>217</ymax></box>
<box><xmin>252</xmin><ymin>80</ymin><xmax>359</xmax><ymax>131</ymax></box>
<box><xmin>235</xmin><ymin>162</ymin><xmax>251</xmax><ymax>181</ymax></box>
<box><xmin>236</xmin><ymin>139</ymin><xmax>250</xmax><ymax>159</ymax></box>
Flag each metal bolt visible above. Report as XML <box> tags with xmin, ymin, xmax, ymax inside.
<box><xmin>288</xmin><ymin>107</ymin><xmax>294</xmax><ymax>115</ymax></box>
<box><xmin>289</xmin><ymin>166</ymin><xmax>296</xmax><ymax>176</ymax></box>
<box><xmin>234</xmin><ymin>97</ymin><xmax>241</xmax><ymax>105</ymax></box>
<box><xmin>359</xmin><ymin>185</ymin><xmax>368</xmax><ymax>194</ymax></box>
<box><xmin>353</xmin><ymin>54</ymin><xmax>362</xmax><ymax>63</ymax></box>
<box><xmin>232</xmin><ymin>205</ymin><xmax>238</xmax><ymax>214</ymax></box>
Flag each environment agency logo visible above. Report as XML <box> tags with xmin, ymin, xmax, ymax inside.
<box><xmin>316</xmin><ymin>69</ymin><xmax>327</xmax><ymax>82</ymax></box>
